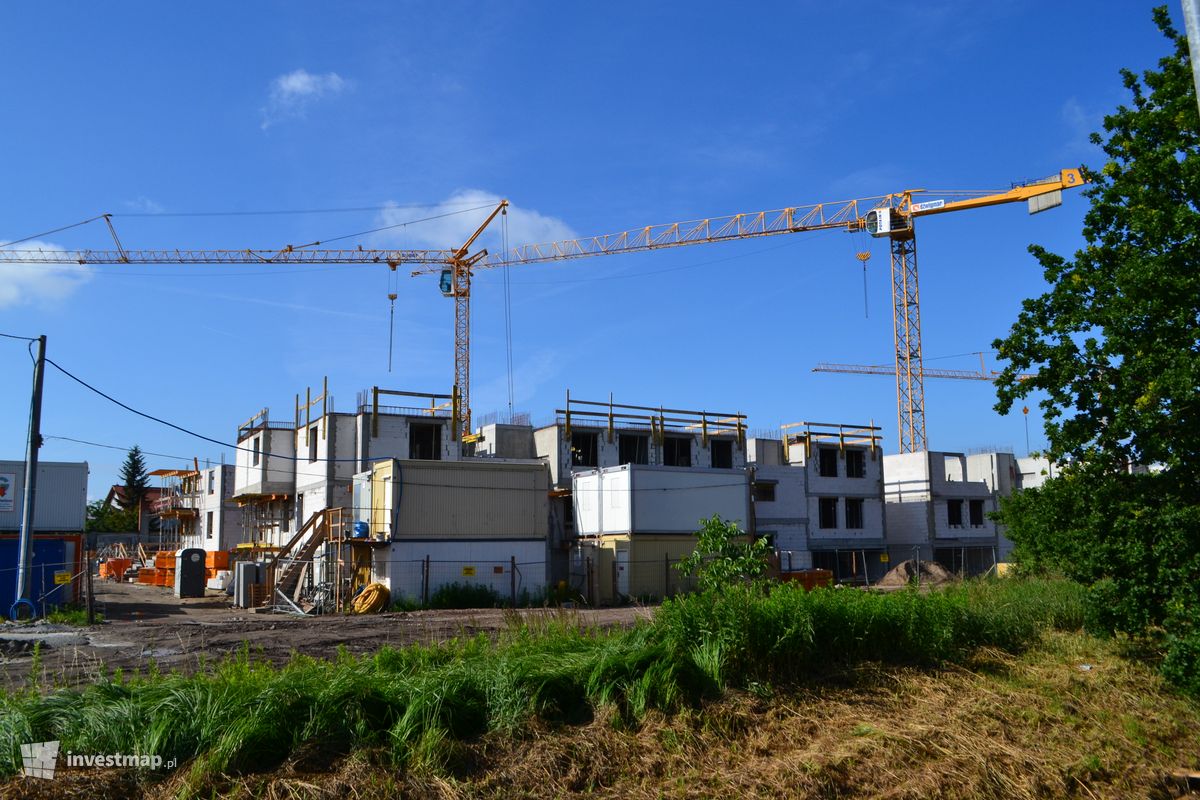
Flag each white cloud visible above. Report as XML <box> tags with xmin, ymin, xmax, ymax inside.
<box><xmin>261</xmin><ymin>69</ymin><xmax>348</xmax><ymax>130</ymax></box>
<box><xmin>124</xmin><ymin>196</ymin><xmax>165</xmax><ymax>214</ymax></box>
<box><xmin>0</xmin><ymin>241</ymin><xmax>93</xmax><ymax>308</ymax></box>
<box><xmin>371</xmin><ymin>189</ymin><xmax>576</xmax><ymax>253</ymax></box>
<box><xmin>1060</xmin><ymin>97</ymin><xmax>1101</xmax><ymax>156</ymax></box>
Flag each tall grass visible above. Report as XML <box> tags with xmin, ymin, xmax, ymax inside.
<box><xmin>0</xmin><ymin>578</ymin><xmax>1083</xmax><ymax>790</ymax></box>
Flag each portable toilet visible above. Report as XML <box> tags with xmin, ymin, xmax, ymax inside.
<box><xmin>174</xmin><ymin>548</ymin><xmax>207</xmax><ymax>598</ymax></box>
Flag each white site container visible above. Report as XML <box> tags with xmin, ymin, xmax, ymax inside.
<box><xmin>573</xmin><ymin>464</ymin><xmax>749</xmax><ymax>536</ymax></box>
<box><xmin>0</xmin><ymin>461</ymin><xmax>88</xmax><ymax>532</ymax></box>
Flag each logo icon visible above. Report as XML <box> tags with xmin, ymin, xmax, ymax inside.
<box><xmin>20</xmin><ymin>741</ymin><xmax>59</xmax><ymax>779</ymax></box>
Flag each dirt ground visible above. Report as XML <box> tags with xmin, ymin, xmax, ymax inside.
<box><xmin>0</xmin><ymin>580</ymin><xmax>648</xmax><ymax>690</ymax></box>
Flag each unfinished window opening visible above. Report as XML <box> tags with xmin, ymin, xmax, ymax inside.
<box><xmin>663</xmin><ymin>436</ymin><xmax>692</xmax><ymax>467</ymax></box>
<box><xmin>752</xmin><ymin>481</ymin><xmax>777</xmax><ymax>502</ymax></box>
<box><xmin>410</xmin><ymin>423</ymin><xmax>442</xmax><ymax>460</ymax></box>
<box><xmin>618</xmin><ymin>433</ymin><xmax>649</xmax><ymax>465</ymax></box>
<box><xmin>947</xmin><ymin>499</ymin><xmax>963</xmax><ymax>527</ymax></box>
<box><xmin>818</xmin><ymin>497</ymin><xmax>838</xmax><ymax>529</ymax></box>
<box><xmin>845</xmin><ymin>449</ymin><xmax>866</xmax><ymax>478</ymax></box>
<box><xmin>206</xmin><ymin>511</ymin><xmax>214</xmax><ymax>539</ymax></box>
<box><xmin>710</xmin><ymin>439</ymin><xmax>734</xmax><ymax>469</ymax></box>
<box><xmin>252</xmin><ymin>437</ymin><xmax>261</xmax><ymax>466</ymax></box>
<box><xmin>845</xmin><ymin>498</ymin><xmax>865</xmax><ymax>529</ymax></box>
<box><xmin>969</xmin><ymin>499</ymin><xmax>985</xmax><ymax>527</ymax></box>
<box><xmin>818</xmin><ymin>447</ymin><xmax>839</xmax><ymax>478</ymax></box>
<box><xmin>207</xmin><ymin>471</ymin><xmax>215</xmax><ymax>495</ymax></box>
<box><xmin>571</xmin><ymin>431</ymin><xmax>599</xmax><ymax>467</ymax></box>
<box><xmin>308</xmin><ymin>425</ymin><xmax>319</xmax><ymax>462</ymax></box>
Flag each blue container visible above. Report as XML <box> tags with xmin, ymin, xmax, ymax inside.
<box><xmin>353</xmin><ymin>521</ymin><xmax>370</xmax><ymax>538</ymax></box>
<box><xmin>0</xmin><ymin>536</ymin><xmax>73</xmax><ymax>616</ymax></box>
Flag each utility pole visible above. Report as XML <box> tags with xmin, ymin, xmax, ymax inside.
<box><xmin>13</xmin><ymin>335</ymin><xmax>46</xmax><ymax>620</ymax></box>
<box><xmin>1183</xmin><ymin>0</ymin><xmax>1200</xmax><ymax>117</ymax></box>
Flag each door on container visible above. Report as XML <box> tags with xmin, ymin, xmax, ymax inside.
<box><xmin>615</xmin><ymin>546</ymin><xmax>629</xmax><ymax>598</ymax></box>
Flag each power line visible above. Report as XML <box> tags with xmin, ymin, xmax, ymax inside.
<box><xmin>0</xmin><ymin>332</ymin><xmax>37</xmax><ymax>342</ymax></box>
<box><xmin>43</xmin><ymin>435</ymin><xmax>193</xmax><ymax>462</ymax></box>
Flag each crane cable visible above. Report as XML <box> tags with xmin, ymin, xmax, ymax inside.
<box><xmin>387</xmin><ymin>226</ymin><xmax>403</xmax><ymax>372</ymax></box>
<box><xmin>501</xmin><ymin>207</ymin><xmax>514</xmax><ymax>417</ymax></box>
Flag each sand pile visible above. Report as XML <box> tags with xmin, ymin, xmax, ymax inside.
<box><xmin>877</xmin><ymin>558</ymin><xmax>956</xmax><ymax>588</ymax></box>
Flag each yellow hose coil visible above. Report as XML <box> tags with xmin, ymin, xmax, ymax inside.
<box><xmin>352</xmin><ymin>582</ymin><xmax>391</xmax><ymax>614</ymax></box>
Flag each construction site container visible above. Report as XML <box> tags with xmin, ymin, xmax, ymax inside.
<box><xmin>0</xmin><ymin>461</ymin><xmax>88</xmax><ymax>533</ymax></box>
<box><xmin>378</xmin><ymin>539</ymin><xmax>547</xmax><ymax>604</ymax></box>
<box><xmin>0</xmin><ymin>533</ymin><xmax>82</xmax><ymax>615</ymax></box>
<box><xmin>573</xmin><ymin>464</ymin><xmax>749</xmax><ymax>536</ymax></box>
<box><xmin>362</xmin><ymin>459</ymin><xmax>549</xmax><ymax>540</ymax></box>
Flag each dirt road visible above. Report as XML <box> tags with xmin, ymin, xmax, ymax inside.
<box><xmin>0</xmin><ymin>580</ymin><xmax>649</xmax><ymax>690</ymax></box>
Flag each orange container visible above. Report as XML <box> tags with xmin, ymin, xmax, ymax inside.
<box><xmin>780</xmin><ymin>569</ymin><xmax>834</xmax><ymax>591</ymax></box>
<box><xmin>103</xmin><ymin>558</ymin><xmax>132</xmax><ymax>580</ymax></box>
<box><xmin>206</xmin><ymin>551</ymin><xmax>231</xmax><ymax>570</ymax></box>
<box><xmin>137</xmin><ymin>568</ymin><xmax>156</xmax><ymax>584</ymax></box>
<box><xmin>154</xmin><ymin>551</ymin><xmax>175</xmax><ymax>569</ymax></box>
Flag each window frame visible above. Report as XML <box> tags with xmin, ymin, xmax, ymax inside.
<box><xmin>818</xmin><ymin>447</ymin><xmax>839</xmax><ymax>478</ymax></box>
<box><xmin>845</xmin><ymin>497</ymin><xmax>865</xmax><ymax>529</ymax></box>
<box><xmin>818</xmin><ymin>497</ymin><xmax>838</xmax><ymax>529</ymax></box>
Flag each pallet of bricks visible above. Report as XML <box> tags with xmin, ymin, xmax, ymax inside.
<box><xmin>149</xmin><ymin>551</ymin><xmax>175</xmax><ymax>587</ymax></box>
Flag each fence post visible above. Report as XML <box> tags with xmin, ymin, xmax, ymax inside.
<box><xmin>510</xmin><ymin>556</ymin><xmax>517</xmax><ymax>607</ymax></box>
<box><xmin>422</xmin><ymin>556</ymin><xmax>430</xmax><ymax>606</ymax></box>
<box><xmin>585</xmin><ymin>556</ymin><xmax>593</xmax><ymax>606</ymax></box>
<box><xmin>663</xmin><ymin>552</ymin><xmax>669</xmax><ymax>599</ymax></box>
<box><xmin>611</xmin><ymin>557</ymin><xmax>618</xmax><ymax>603</ymax></box>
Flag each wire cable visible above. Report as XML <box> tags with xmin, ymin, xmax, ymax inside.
<box><xmin>0</xmin><ymin>332</ymin><xmax>37</xmax><ymax>341</ymax></box>
<box><xmin>502</xmin><ymin>208</ymin><xmax>515</xmax><ymax>416</ymax></box>
<box><xmin>0</xmin><ymin>215</ymin><xmax>109</xmax><ymax>249</ymax></box>
<box><xmin>113</xmin><ymin>199</ymin><xmax>492</xmax><ymax>218</ymax></box>
<box><xmin>43</xmin><ymin>435</ymin><xmax>193</xmax><ymax>462</ymax></box>
<box><xmin>288</xmin><ymin>204</ymin><xmax>495</xmax><ymax>250</ymax></box>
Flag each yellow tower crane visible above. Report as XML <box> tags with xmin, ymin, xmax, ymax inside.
<box><xmin>0</xmin><ymin>169</ymin><xmax>1083</xmax><ymax>450</ymax></box>
<box><xmin>417</xmin><ymin>168</ymin><xmax>1084</xmax><ymax>449</ymax></box>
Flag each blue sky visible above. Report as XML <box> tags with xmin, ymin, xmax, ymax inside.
<box><xmin>0</xmin><ymin>2</ymin><xmax>1175</xmax><ymax>498</ymax></box>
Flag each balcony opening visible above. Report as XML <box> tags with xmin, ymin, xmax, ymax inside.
<box><xmin>711</xmin><ymin>438</ymin><xmax>733</xmax><ymax>469</ymax></box>
<box><xmin>618</xmin><ymin>433</ymin><xmax>648</xmax><ymax>465</ymax></box>
<box><xmin>845</xmin><ymin>449</ymin><xmax>866</xmax><ymax>478</ymax></box>
<box><xmin>410</xmin><ymin>423</ymin><xmax>442</xmax><ymax>460</ymax></box>
<box><xmin>846</xmin><ymin>497</ymin><xmax>864</xmax><ymax>529</ymax></box>
<box><xmin>308</xmin><ymin>425</ymin><xmax>319</xmax><ymax>462</ymax></box>
<box><xmin>818</xmin><ymin>447</ymin><xmax>839</xmax><ymax>478</ymax></box>
<box><xmin>663</xmin><ymin>436</ymin><xmax>692</xmax><ymax>467</ymax></box>
<box><xmin>969</xmin><ymin>499</ymin><xmax>985</xmax><ymax>527</ymax></box>
<box><xmin>947</xmin><ymin>499</ymin><xmax>963</xmax><ymax>528</ymax></box>
<box><xmin>818</xmin><ymin>497</ymin><xmax>838</xmax><ymax>529</ymax></box>
<box><xmin>571</xmin><ymin>431</ymin><xmax>598</xmax><ymax>467</ymax></box>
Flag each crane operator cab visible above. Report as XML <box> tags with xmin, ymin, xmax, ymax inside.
<box><xmin>864</xmin><ymin>207</ymin><xmax>912</xmax><ymax>238</ymax></box>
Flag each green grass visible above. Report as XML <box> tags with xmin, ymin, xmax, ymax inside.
<box><xmin>43</xmin><ymin>605</ymin><xmax>102</xmax><ymax>626</ymax></box>
<box><xmin>0</xmin><ymin>577</ymin><xmax>1086</xmax><ymax>793</ymax></box>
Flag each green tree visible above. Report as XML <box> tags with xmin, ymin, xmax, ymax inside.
<box><xmin>993</xmin><ymin>7</ymin><xmax>1199</xmax><ymax>471</ymax></box>
<box><xmin>676</xmin><ymin>515</ymin><xmax>770</xmax><ymax>593</ymax></box>
<box><xmin>992</xmin><ymin>7</ymin><xmax>1200</xmax><ymax>693</ymax></box>
<box><xmin>84</xmin><ymin>499</ymin><xmax>138</xmax><ymax>533</ymax></box>
<box><xmin>118</xmin><ymin>445</ymin><xmax>149</xmax><ymax>511</ymax></box>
